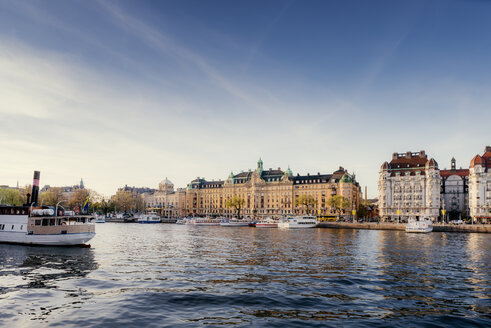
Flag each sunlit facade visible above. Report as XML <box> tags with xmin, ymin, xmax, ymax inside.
<box><xmin>378</xmin><ymin>151</ymin><xmax>441</xmax><ymax>221</ymax></box>
<box><xmin>469</xmin><ymin>146</ymin><xmax>491</xmax><ymax>222</ymax></box>
<box><xmin>185</xmin><ymin>159</ymin><xmax>361</xmax><ymax>218</ymax></box>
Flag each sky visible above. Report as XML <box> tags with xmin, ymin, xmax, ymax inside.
<box><xmin>0</xmin><ymin>0</ymin><xmax>490</xmax><ymax>197</ymax></box>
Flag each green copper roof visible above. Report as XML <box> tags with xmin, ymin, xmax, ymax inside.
<box><xmin>340</xmin><ymin>173</ymin><xmax>353</xmax><ymax>183</ymax></box>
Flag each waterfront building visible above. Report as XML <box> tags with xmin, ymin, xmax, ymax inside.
<box><xmin>378</xmin><ymin>151</ymin><xmax>441</xmax><ymax>222</ymax></box>
<box><xmin>143</xmin><ymin>178</ymin><xmax>187</xmax><ymax>218</ymax></box>
<box><xmin>469</xmin><ymin>146</ymin><xmax>491</xmax><ymax>223</ymax></box>
<box><xmin>185</xmin><ymin>158</ymin><xmax>360</xmax><ymax>218</ymax></box>
<box><xmin>440</xmin><ymin>158</ymin><xmax>469</xmax><ymax>221</ymax></box>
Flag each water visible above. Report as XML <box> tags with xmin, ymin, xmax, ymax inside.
<box><xmin>0</xmin><ymin>224</ymin><xmax>489</xmax><ymax>327</ymax></box>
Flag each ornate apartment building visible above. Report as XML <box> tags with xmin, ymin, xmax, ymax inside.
<box><xmin>469</xmin><ymin>146</ymin><xmax>491</xmax><ymax>222</ymax></box>
<box><xmin>143</xmin><ymin>178</ymin><xmax>186</xmax><ymax>218</ymax></box>
<box><xmin>378</xmin><ymin>151</ymin><xmax>441</xmax><ymax>221</ymax></box>
<box><xmin>185</xmin><ymin>158</ymin><xmax>360</xmax><ymax>218</ymax></box>
<box><xmin>440</xmin><ymin>158</ymin><xmax>469</xmax><ymax>221</ymax></box>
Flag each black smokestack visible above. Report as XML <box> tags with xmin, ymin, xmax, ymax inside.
<box><xmin>31</xmin><ymin>171</ymin><xmax>40</xmax><ymax>205</ymax></box>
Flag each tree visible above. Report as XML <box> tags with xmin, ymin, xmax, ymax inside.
<box><xmin>295</xmin><ymin>194</ymin><xmax>317</xmax><ymax>215</ymax></box>
<box><xmin>68</xmin><ymin>189</ymin><xmax>90</xmax><ymax>210</ymax></box>
<box><xmin>112</xmin><ymin>190</ymin><xmax>134</xmax><ymax>212</ymax></box>
<box><xmin>0</xmin><ymin>188</ymin><xmax>23</xmax><ymax>206</ymax></box>
<box><xmin>225</xmin><ymin>196</ymin><xmax>245</xmax><ymax>219</ymax></box>
<box><xmin>357</xmin><ymin>203</ymin><xmax>368</xmax><ymax>220</ymax></box>
<box><xmin>327</xmin><ymin>195</ymin><xmax>350</xmax><ymax>219</ymax></box>
<box><xmin>39</xmin><ymin>187</ymin><xmax>65</xmax><ymax>206</ymax></box>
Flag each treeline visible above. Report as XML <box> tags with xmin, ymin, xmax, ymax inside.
<box><xmin>0</xmin><ymin>187</ymin><xmax>144</xmax><ymax>214</ymax></box>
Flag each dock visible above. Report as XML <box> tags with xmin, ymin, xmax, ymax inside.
<box><xmin>317</xmin><ymin>222</ymin><xmax>491</xmax><ymax>233</ymax></box>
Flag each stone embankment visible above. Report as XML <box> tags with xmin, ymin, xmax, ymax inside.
<box><xmin>317</xmin><ymin>222</ymin><xmax>491</xmax><ymax>233</ymax></box>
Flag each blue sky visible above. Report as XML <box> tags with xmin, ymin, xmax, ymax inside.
<box><xmin>0</xmin><ymin>0</ymin><xmax>490</xmax><ymax>197</ymax></box>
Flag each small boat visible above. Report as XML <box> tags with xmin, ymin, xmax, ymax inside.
<box><xmin>220</xmin><ymin>219</ymin><xmax>250</xmax><ymax>227</ymax></box>
<box><xmin>138</xmin><ymin>212</ymin><xmax>161</xmax><ymax>224</ymax></box>
<box><xmin>255</xmin><ymin>218</ymin><xmax>278</xmax><ymax>228</ymax></box>
<box><xmin>193</xmin><ymin>217</ymin><xmax>221</xmax><ymax>226</ymax></box>
<box><xmin>175</xmin><ymin>218</ymin><xmax>185</xmax><ymax>224</ymax></box>
<box><xmin>277</xmin><ymin>216</ymin><xmax>318</xmax><ymax>229</ymax></box>
<box><xmin>406</xmin><ymin>217</ymin><xmax>433</xmax><ymax>233</ymax></box>
<box><xmin>93</xmin><ymin>215</ymin><xmax>106</xmax><ymax>223</ymax></box>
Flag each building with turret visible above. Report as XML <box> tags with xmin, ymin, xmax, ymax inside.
<box><xmin>469</xmin><ymin>146</ymin><xmax>491</xmax><ymax>223</ymax></box>
<box><xmin>378</xmin><ymin>151</ymin><xmax>441</xmax><ymax>222</ymax></box>
<box><xmin>185</xmin><ymin>158</ymin><xmax>360</xmax><ymax>218</ymax></box>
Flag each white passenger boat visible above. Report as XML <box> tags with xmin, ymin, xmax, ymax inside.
<box><xmin>406</xmin><ymin>217</ymin><xmax>433</xmax><ymax>233</ymax></box>
<box><xmin>255</xmin><ymin>218</ymin><xmax>278</xmax><ymax>228</ymax></box>
<box><xmin>277</xmin><ymin>216</ymin><xmax>318</xmax><ymax>229</ymax></box>
<box><xmin>138</xmin><ymin>212</ymin><xmax>161</xmax><ymax>224</ymax></box>
<box><xmin>0</xmin><ymin>171</ymin><xmax>95</xmax><ymax>246</ymax></box>
<box><xmin>220</xmin><ymin>219</ymin><xmax>250</xmax><ymax>227</ymax></box>
<box><xmin>193</xmin><ymin>217</ymin><xmax>221</xmax><ymax>226</ymax></box>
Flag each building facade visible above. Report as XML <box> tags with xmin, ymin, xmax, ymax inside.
<box><xmin>378</xmin><ymin>151</ymin><xmax>440</xmax><ymax>221</ymax></box>
<box><xmin>185</xmin><ymin>159</ymin><xmax>360</xmax><ymax>218</ymax></box>
<box><xmin>469</xmin><ymin>146</ymin><xmax>491</xmax><ymax>223</ymax></box>
<box><xmin>440</xmin><ymin>158</ymin><xmax>469</xmax><ymax>221</ymax></box>
<box><xmin>143</xmin><ymin>178</ymin><xmax>187</xmax><ymax>218</ymax></box>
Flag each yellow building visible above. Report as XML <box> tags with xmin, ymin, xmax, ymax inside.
<box><xmin>185</xmin><ymin>159</ymin><xmax>360</xmax><ymax>218</ymax></box>
<box><xmin>143</xmin><ymin>178</ymin><xmax>187</xmax><ymax>218</ymax></box>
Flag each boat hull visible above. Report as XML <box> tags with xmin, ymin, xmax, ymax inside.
<box><xmin>220</xmin><ymin>222</ymin><xmax>250</xmax><ymax>227</ymax></box>
<box><xmin>0</xmin><ymin>231</ymin><xmax>96</xmax><ymax>246</ymax></box>
<box><xmin>255</xmin><ymin>223</ymin><xmax>278</xmax><ymax>228</ymax></box>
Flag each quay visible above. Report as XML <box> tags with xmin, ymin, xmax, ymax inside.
<box><xmin>317</xmin><ymin>222</ymin><xmax>491</xmax><ymax>233</ymax></box>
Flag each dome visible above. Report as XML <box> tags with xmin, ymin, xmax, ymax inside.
<box><xmin>161</xmin><ymin>177</ymin><xmax>173</xmax><ymax>185</ymax></box>
<box><xmin>470</xmin><ymin>155</ymin><xmax>484</xmax><ymax>168</ymax></box>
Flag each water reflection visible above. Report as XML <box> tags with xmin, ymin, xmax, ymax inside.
<box><xmin>0</xmin><ymin>224</ymin><xmax>489</xmax><ymax>327</ymax></box>
<box><xmin>0</xmin><ymin>244</ymin><xmax>97</xmax><ymax>324</ymax></box>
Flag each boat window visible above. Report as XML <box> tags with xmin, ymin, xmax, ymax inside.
<box><xmin>11</xmin><ymin>225</ymin><xmax>14</xmax><ymax>230</ymax></box>
<box><xmin>20</xmin><ymin>225</ymin><xmax>23</xmax><ymax>230</ymax></box>
<box><xmin>35</xmin><ymin>220</ymin><xmax>41</xmax><ymax>226</ymax></box>
<box><xmin>42</xmin><ymin>219</ymin><xmax>48</xmax><ymax>226</ymax></box>
<box><xmin>28</xmin><ymin>231</ymin><xmax>33</xmax><ymax>235</ymax></box>
<box><xmin>0</xmin><ymin>224</ymin><xmax>4</xmax><ymax>230</ymax></box>
<box><xmin>49</xmin><ymin>219</ymin><xmax>56</xmax><ymax>226</ymax></box>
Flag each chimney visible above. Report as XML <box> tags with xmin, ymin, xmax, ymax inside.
<box><xmin>392</xmin><ymin>153</ymin><xmax>398</xmax><ymax>160</ymax></box>
<box><xmin>365</xmin><ymin>186</ymin><xmax>367</xmax><ymax>203</ymax></box>
<box><xmin>406</xmin><ymin>151</ymin><xmax>411</xmax><ymax>159</ymax></box>
<box><xmin>31</xmin><ymin>171</ymin><xmax>40</xmax><ymax>206</ymax></box>
<box><xmin>485</xmin><ymin>146</ymin><xmax>491</xmax><ymax>153</ymax></box>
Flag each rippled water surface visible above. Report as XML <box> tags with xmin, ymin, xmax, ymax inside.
<box><xmin>1</xmin><ymin>224</ymin><xmax>490</xmax><ymax>327</ymax></box>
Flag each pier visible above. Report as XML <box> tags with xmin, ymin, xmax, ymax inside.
<box><xmin>317</xmin><ymin>222</ymin><xmax>491</xmax><ymax>233</ymax></box>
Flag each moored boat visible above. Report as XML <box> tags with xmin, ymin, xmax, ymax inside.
<box><xmin>138</xmin><ymin>212</ymin><xmax>161</xmax><ymax>224</ymax></box>
<box><xmin>277</xmin><ymin>216</ymin><xmax>318</xmax><ymax>228</ymax></box>
<box><xmin>93</xmin><ymin>215</ymin><xmax>106</xmax><ymax>223</ymax></box>
<box><xmin>193</xmin><ymin>217</ymin><xmax>221</xmax><ymax>226</ymax></box>
<box><xmin>0</xmin><ymin>171</ymin><xmax>95</xmax><ymax>246</ymax></box>
<box><xmin>255</xmin><ymin>217</ymin><xmax>278</xmax><ymax>228</ymax></box>
<box><xmin>406</xmin><ymin>217</ymin><xmax>433</xmax><ymax>233</ymax></box>
<box><xmin>220</xmin><ymin>219</ymin><xmax>250</xmax><ymax>227</ymax></box>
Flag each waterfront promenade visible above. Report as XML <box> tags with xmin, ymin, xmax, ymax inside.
<box><xmin>318</xmin><ymin>221</ymin><xmax>491</xmax><ymax>233</ymax></box>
